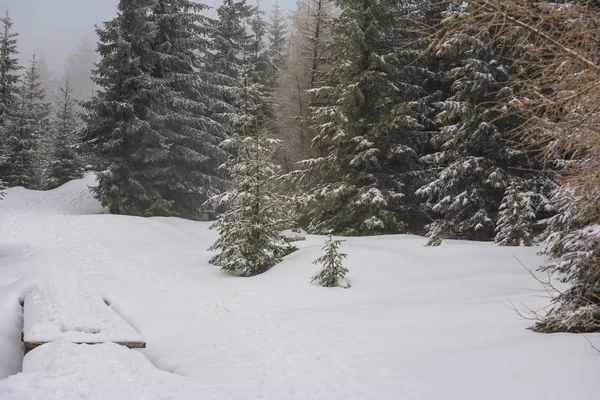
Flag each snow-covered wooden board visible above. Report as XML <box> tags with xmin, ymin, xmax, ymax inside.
<box><xmin>23</xmin><ymin>285</ymin><xmax>145</xmax><ymax>352</ymax></box>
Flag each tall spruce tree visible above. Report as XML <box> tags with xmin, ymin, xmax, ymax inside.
<box><xmin>208</xmin><ymin>36</ymin><xmax>291</xmax><ymax>276</ymax></box>
<box><xmin>207</xmin><ymin>128</ymin><xmax>291</xmax><ymax>276</ymax></box>
<box><xmin>44</xmin><ymin>73</ymin><xmax>82</xmax><ymax>189</ymax></box>
<box><xmin>206</xmin><ymin>0</ymin><xmax>255</xmax><ymax>122</ymax></box>
<box><xmin>247</xmin><ymin>2</ymin><xmax>276</xmax><ymax>126</ymax></box>
<box><xmin>84</xmin><ymin>0</ymin><xmax>226</xmax><ymax>218</ymax></box>
<box><xmin>305</xmin><ymin>0</ymin><xmax>334</xmax><ymax>89</ymax></box>
<box><xmin>147</xmin><ymin>0</ymin><xmax>229</xmax><ymax>218</ymax></box>
<box><xmin>82</xmin><ymin>0</ymin><xmax>161</xmax><ymax>214</ymax></box>
<box><xmin>0</xmin><ymin>54</ymin><xmax>50</xmax><ymax>189</ymax></box>
<box><xmin>295</xmin><ymin>0</ymin><xmax>427</xmax><ymax>235</ymax></box>
<box><xmin>416</xmin><ymin>17</ymin><xmax>548</xmax><ymax>245</ymax></box>
<box><xmin>35</xmin><ymin>55</ymin><xmax>59</xmax><ymax>179</ymax></box>
<box><xmin>0</xmin><ymin>9</ymin><xmax>20</xmax><ymax>127</ymax></box>
<box><xmin>0</xmin><ymin>9</ymin><xmax>20</xmax><ymax>192</ymax></box>
<box><xmin>0</xmin><ymin>10</ymin><xmax>21</xmax><ymax>191</ymax></box>
<box><xmin>267</xmin><ymin>2</ymin><xmax>286</xmax><ymax>70</ymax></box>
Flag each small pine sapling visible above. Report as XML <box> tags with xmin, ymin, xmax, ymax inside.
<box><xmin>495</xmin><ymin>182</ymin><xmax>535</xmax><ymax>246</ymax></box>
<box><xmin>312</xmin><ymin>235</ymin><xmax>350</xmax><ymax>288</ymax></box>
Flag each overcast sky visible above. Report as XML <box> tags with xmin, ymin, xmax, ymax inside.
<box><xmin>0</xmin><ymin>0</ymin><xmax>293</xmax><ymax>75</ymax></box>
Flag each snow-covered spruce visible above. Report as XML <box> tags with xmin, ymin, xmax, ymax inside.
<box><xmin>205</xmin><ymin>0</ymin><xmax>255</xmax><ymax>121</ymax></box>
<box><xmin>44</xmin><ymin>73</ymin><xmax>83</xmax><ymax>190</ymax></box>
<box><xmin>207</xmin><ymin>0</ymin><xmax>290</xmax><ymax>277</ymax></box>
<box><xmin>0</xmin><ymin>11</ymin><xmax>16</xmax><ymax>195</ymax></box>
<box><xmin>207</xmin><ymin>132</ymin><xmax>292</xmax><ymax>277</ymax></box>
<box><xmin>247</xmin><ymin>3</ymin><xmax>277</xmax><ymax>125</ymax></box>
<box><xmin>206</xmin><ymin>0</ymin><xmax>275</xmax><ymax>129</ymax></box>
<box><xmin>148</xmin><ymin>0</ymin><xmax>229</xmax><ymax>218</ymax></box>
<box><xmin>311</xmin><ymin>235</ymin><xmax>350</xmax><ymax>288</ymax></box>
<box><xmin>82</xmin><ymin>0</ymin><xmax>161</xmax><ymax>215</ymax></box>
<box><xmin>0</xmin><ymin>10</ymin><xmax>20</xmax><ymax>127</ymax></box>
<box><xmin>533</xmin><ymin>189</ymin><xmax>600</xmax><ymax>333</ymax></box>
<box><xmin>0</xmin><ymin>54</ymin><xmax>50</xmax><ymax>189</ymax></box>
<box><xmin>417</xmin><ymin>17</ymin><xmax>549</xmax><ymax>246</ymax></box>
<box><xmin>83</xmin><ymin>0</ymin><xmax>227</xmax><ymax>218</ymax></box>
<box><xmin>296</xmin><ymin>0</ymin><xmax>429</xmax><ymax>236</ymax></box>
<box><xmin>494</xmin><ymin>182</ymin><xmax>535</xmax><ymax>246</ymax></box>
<box><xmin>267</xmin><ymin>1</ymin><xmax>286</xmax><ymax>71</ymax></box>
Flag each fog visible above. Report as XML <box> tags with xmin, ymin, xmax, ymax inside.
<box><xmin>0</xmin><ymin>0</ymin><xmax>293</xmax><ymax>75</ymax></box>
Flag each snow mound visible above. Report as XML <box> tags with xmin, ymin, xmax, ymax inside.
<box><xmin>0</xmin><ymin>341</ymin><xmax>212</xmax><ymax>400</ymax></box>
<box><xmin>24</xmin><ymin>283</ymin><xmax>142</xmax><ymax>344</ymax></box>
<box><xmin>0</xmin><ymin>172</ymin><xmax>104</xmax><ymax>216</ymax></box>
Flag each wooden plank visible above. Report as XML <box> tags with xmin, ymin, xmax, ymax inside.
<box><xmin>22</xmin><ymin>286</ymin><xmax>144</xmax><ymax>346</ymax></box>
<box><xmin>24</xmin><ymin>340</ymin><xmax>146</xmax><ymax>354</ymax></box>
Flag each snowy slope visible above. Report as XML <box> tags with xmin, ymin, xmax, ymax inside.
<box><xmin>0</xmin><ymin>174</ymin><xmax>598</xmax><ymax>399</ymax></box>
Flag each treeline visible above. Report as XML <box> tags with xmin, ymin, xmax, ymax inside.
<box><xmin>0</xmin><ymin>10</ymin><xmax>96</xmax><ymax>191</ymax></box>
<box><xmin>277</xmin><ymin>0</ymin><xmax>598</xmax><ymax>333</ymax></box>
<box><xmin>0</xmin><ymin>0</ymin><xmax>597</xmax><ymax>332</ymax></box>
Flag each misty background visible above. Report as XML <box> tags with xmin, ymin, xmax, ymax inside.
<box><xmin>0</xmin><ymin>0</ymin><xmax>293</xmax><ymax>76</ymax></box>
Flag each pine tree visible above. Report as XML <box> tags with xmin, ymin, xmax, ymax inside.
<box><xmin>311</xmin><ymin>235</ymin><xmax>350</xmax><ymax>288</ymax></box>
<box><xmin>0</xmin><ymin>168</ymin><xmax>5</xmax><ymax>198</ymax></box>
<box><xmin>147</xmin><ymin>0</ymin><xmax>229</xmax><ymax>218</ymax></box>
<box><xmin>494</xmin><ymin>182</ymin><xmax>535</xmax><ymax>246</ymax></box>
<box><xmin>247</xmin><ymin>2</ymin><xmax>277</xmax><ymax>127</ymax></box>
<box><xmin>295</xmin><ymin>0</ymin><xmax>427</xmax><ymax>235</ymax></box>
<box><xmin>0</xmin><ymin>9</ymin><xmax>20</xmax><ymax>127</ymax></box>
<box><xmin>267</xmin><ymin>1</ymin><xmax>286</xmax><ymax>70</ymax></box>
<box><xmin>205</xmin><ymin>0</ymin><xmax>276</xmax><ymax>130</ymax></box>
<box><xmin>82</xmin><ymin>0</ymin><xmax>160</xmax><ymax>214</ymax></box>
<box><xmin>208</xmin><ymin>20</ymin><xmax>291</xmax><ymax>277</ymax></box>
<box><xmin>35</xmin><ymin>56</ymin><xmax>59</xmax><ymax>179</ymax></box>
<box><xmin>0</xmin><ymin>54</ymin><xmax>50</xmax><ymax>189</ymax></box>
<box><xmin>84</xmin><ymin>0</ymin><xmax>227</xmax><ymax>218</ymax></box>
<box><xmin>416</xmin><ymin>14</ymin><xmax>547</xmax><ymax>245</ymax></box>
<box><xmin>44</xmin><ymin>73</ymin><xmax>82</xmax><ymax>189</ymax></box>
<box><xmin>532</xmin><ymin>188</ymin><xmax>600</xmax><ymax>332</ymax></box>
<box><xmin>305</xmin><ymin>0</ymin><xmax>334</xmax><ymax>89</ymax></box>
<box><xmin>0</xmin><ymin>9</ymin><xmax>20</xmax><ymax>191</ymax></box>
<box><xmin>206</xmin><ymin>0</ymin><xmax>255</xmax><ymax>120</ymax></box>
<box><xmin>207</xmin><ymin>128</ymin><xmax>291</xmax><ymax>276</ymax></box>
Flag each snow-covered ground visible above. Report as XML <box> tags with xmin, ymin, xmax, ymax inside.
<box><xmin>0</xmin><ymin>174</ymin><xmax>598</xmax><ymax>399</ymax></box>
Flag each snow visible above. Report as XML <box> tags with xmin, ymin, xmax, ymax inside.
<box><xmin>24</xmin><ymin>283</ymin><xmax>143</xmax><ymax>344</ymax></box>
<box><xmin>3</xmin><ymin>341</ymin><xmax>209</xmax><ymax>399</ymax></box>
<box><xmin>0</xmin><ymin>174</ymin><xmax>599</xmax><ymax>399</ymax></box>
